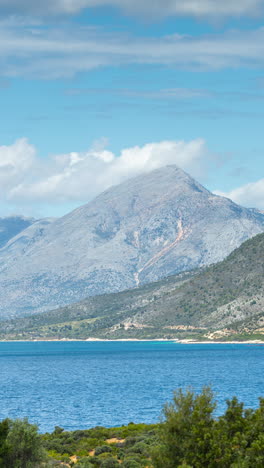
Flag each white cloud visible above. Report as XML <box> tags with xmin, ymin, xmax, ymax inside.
<box><xmin>215</xmin><ymin>180</ymin><xmax>264</xmax><ymax>210</ymax></box>
<box><xmin>0</xmin><ymin>138</ymin><xmax>36</xmax><ymax>189</ymax></box>
<box><xmin>0</xmin><ymin>0</ymin><xmax>262</xmax><ymax>19</ymax></box>
<box><xmin>1</xmin><ymin>138</ymin><xmax>263</xmax><ymax>214</ymax></box>
<box><xmin>1</xmin><ymin>137</ymin><xmax>208</xmax><ymax>207</ymax></box>
<box><xmin>1</xmin><ymin>20</ymin><xmax>264</xmax><ymax>78</ymax></box>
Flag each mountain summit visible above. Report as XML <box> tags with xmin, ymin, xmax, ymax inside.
<box><xmin>0</xmin><ymin>165</ymin><xmax>263</xmax><ymax>317</ymax></box>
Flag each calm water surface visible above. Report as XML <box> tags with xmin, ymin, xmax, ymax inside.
<box><xmin>0</xmin><ymin>341</ymin><xmax>263</xmax><ymax>432</ymax></box>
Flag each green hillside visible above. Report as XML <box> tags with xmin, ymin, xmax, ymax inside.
<box><xmin>0</xmin><ymin>233</ymin><xmax>264</xmax><ymax>341</ymax></box>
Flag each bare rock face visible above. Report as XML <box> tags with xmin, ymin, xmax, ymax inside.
<box><xmin>0</xmin><ymin>165</ymin><xmax>263</xmax><ymax>318</ymax></box>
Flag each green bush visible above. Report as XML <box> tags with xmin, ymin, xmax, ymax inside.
<box><xmin>122</xmin><ymin>460</ymin><xmax>142</xmax><ymax>468</ymax></box>
<box><xmin>94</xmin><ymin>445</ymin><xmax>112</xmax><ymax>456</ymax></box>
<box><xmin>100</xmin><ymin>458</ymin><xmax>119</xmax><ymax>467</ymax></box>
<box><xmin>77</xmin><ymin>458</ymin><xmax>94</xmax><ymax>468</ymax></box>
<box><xmin>127</xmin><ymin>442</ymin><xmax>149</xmax><ymax>456</ymax></box>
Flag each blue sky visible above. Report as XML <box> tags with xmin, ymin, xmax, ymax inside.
<box><xmin>0</xmin><ymin>0</ymin><xmax>264</xmax><ymax>217</ymax></box>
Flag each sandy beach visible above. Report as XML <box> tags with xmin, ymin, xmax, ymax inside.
<box><xmin>0</xmin><ymin>338</ymin><xmax>263</xmax><ymax>344</ymax></box>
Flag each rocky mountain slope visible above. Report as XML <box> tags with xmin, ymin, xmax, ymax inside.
<box><xmin>0</xmin><ymin>165</ymin><xmax>264</xmax><ymax>318</ymax></box>
<box><xmin>1</xmin><ymin>232</ymin><xmax>263</xmax><ymax>341</ymax></box>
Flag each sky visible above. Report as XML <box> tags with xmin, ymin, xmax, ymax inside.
<box><xmin>0</xmin><ymin>0</ymin><xmax>264</xmax><ymax>218</ymax></box>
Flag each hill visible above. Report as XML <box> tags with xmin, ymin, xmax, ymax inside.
<box><xmin>1</xmin><ymin>233</ymin><xmax>263</xmax><ymax>341</ymax></box>
<box><xmin>0</xmin><ymin>165</ymin><xmax>263</xmax><ymax>318</ymax></box>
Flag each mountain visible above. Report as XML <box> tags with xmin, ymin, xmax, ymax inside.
<box><xmin>1</xmin><ymin>232</ymin><xmax>263</xmax><ymax>341</ymax></box>
<box><xmin>0</xmin><ymin>216</ymin><xmax>35</xmax><ymax>248</ymax></box>
<box><xmin>0</xmin><ymin>165</ymin><xmax>264</xmax><ymax>318</ymax></box>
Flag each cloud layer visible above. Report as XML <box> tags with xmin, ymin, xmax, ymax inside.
<box><xmin>1</xmin><ymin>137</ymin><xmax>208</xmax><ymax>208</ymax></box>
<box><xmin>0</xmin><ymin>138</ymin><xmax>263</xmax><ymax>214</ymax></box>
<box><xmin>215</xmin><ymin>180</ymin><xmax>264</xmax><ymax>210</ymax></box>
<box><xmin>1</xmin><ymin>19</ymin><xmax>264</xmax><ymax>78</ymax></box>
<box><xmin>0</xmin><ymin>0</ymin><xmax>262</xmax><ymax>19</ymax></box>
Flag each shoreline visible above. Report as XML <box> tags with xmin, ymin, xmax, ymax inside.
<box><xmin>0</xmin><ymin>338</ymin><xmax>263</xmax><ymax>344</ymax></box>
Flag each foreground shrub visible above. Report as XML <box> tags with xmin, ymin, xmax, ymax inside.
<box><xmin>94</xmin><ymin>445</ymin><xmax>112</xmax><ymax>456</ymax></box>
<box><xmin>77</xmin><ymin>458</ymin><xmax>94</xmax><ymax>468</ymax></box>
<box><xmin>0</xmin><ymin>418</ymin><xmax>46</xmax><ymax>468</ymax></box>
<box><xmin>152</xmin><ymin>387</ymin><xmax>264</xmax><ymax>468</ymax></box>
<box><xmin>100</xmin><ymin>458</ymin><xmax>119</xmax><ymax>467</ymax></box>
<box><xmin>122</xmin><ymin>459</ymin><xmax>142</xmax><ymax>468</ymax></box>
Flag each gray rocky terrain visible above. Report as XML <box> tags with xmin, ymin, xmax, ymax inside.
<box><xmin>0</xmin><ymin>165</ymin><xmax>263</xmax><ymax>318</ymax></box>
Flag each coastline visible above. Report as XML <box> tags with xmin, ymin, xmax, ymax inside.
<box><xmin>178</xmin><ymin>340</ymin><xmax>264</xmax><ymax>344</ymax></box>
<box><xmin>0</xmin><ymin>338</ymin><xmax>263</xmax><ymax>344</ymax></box>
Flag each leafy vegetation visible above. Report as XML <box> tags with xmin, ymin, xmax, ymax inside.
<box><xmin>3</xmin><ymin>388</ymin><xmax>264</xmax><ymax>467</ymax></box>
<box><xmin>0</xmin><ymin>418</ymin><xmax>46</xmax><ymax>467</ymax></box>
<box><xmin>0</xmin><ymin>233</ymin><xmax>263</xmax><ymax>341</ymax></box>
<box><xmin>152</xmin><ymin>386</ymin><xmax>264</xmax><ymax>468</ymax></box>
<box><xmin>42</xmin><ymin>422</ymin><xmax>158</xmax><ymax>467</ymax></box>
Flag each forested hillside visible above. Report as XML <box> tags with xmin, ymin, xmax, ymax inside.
<box><xmin>0</xmin><ymin>233</ymin><xmax>263</xmax><ymax>341</ymax></box>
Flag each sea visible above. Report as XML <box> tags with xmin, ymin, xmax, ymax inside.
<box><xmin>0</xmin><ymin>341</ymin><xmax>263</xmax><ymax>433</ymax></box>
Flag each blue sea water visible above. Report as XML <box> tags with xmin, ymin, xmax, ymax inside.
<box><xmin>0</xmin><ymin>341</ymin><xmax>263</xmax><ymax>433</ymax></box>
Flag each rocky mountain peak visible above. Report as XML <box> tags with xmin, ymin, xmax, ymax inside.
<box><xmin>0</xmin><ymin>165</ymin><xmax>263</xmax><ymax>317</ymax></box>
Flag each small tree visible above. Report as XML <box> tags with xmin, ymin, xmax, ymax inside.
<box><xmin>5</xmin><ymin>418</ymin><xmax>46</xmax><ymax>468</ymax></box>
<box><xmin>152</xmin><ymin>386</ymin><xmax>216</xmax><ymax>468</ymax></box>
